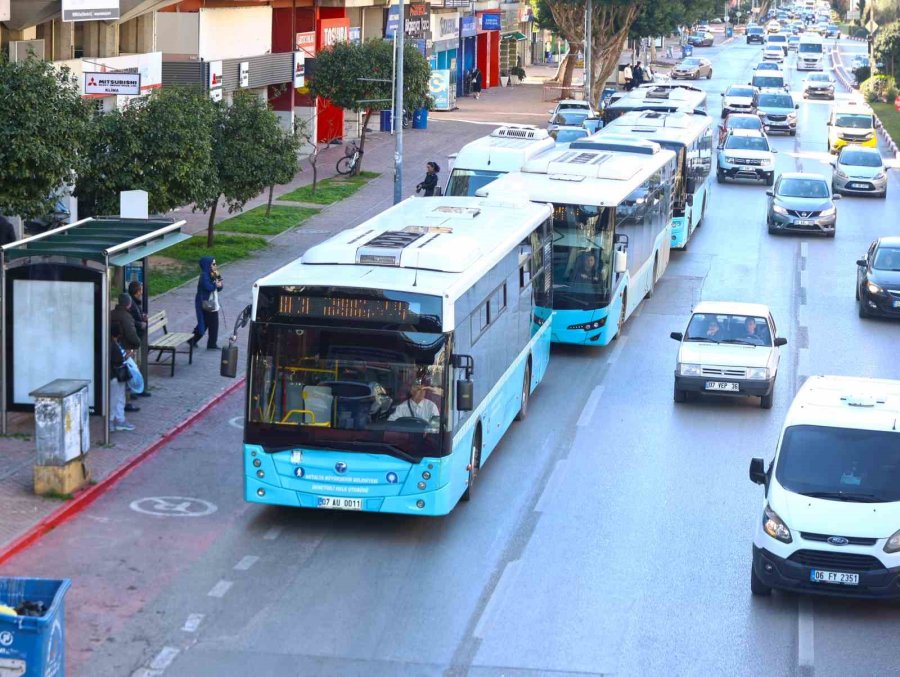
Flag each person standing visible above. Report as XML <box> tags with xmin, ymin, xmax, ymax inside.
<box><xmin>632</xmin><ymin>61</ymin><xmax>645</xmax><ymax>88</ymax></box>
<box><xmin>127</xmin><ymin>281</ymin><xmax>151</xmax><ymax>398</ymax></box>
<box><xmin>623</xmin><ymin>63</ymin><xmax>634</xmax><ymax>90</ymax></box>
<box><xmin>189</xmin><ymin>256</ymin><xmax>223</xmax><ymax>350</ymax></box>
<box><xmin>0</xmin><ymin>215</ymin><xmax>17</xmax><ymax>246</ymax></box>
<box><xmin>471</xmin><ymin>66</ymin><xmax>483</xmax><ymax>99</ymax></box>
<box><xmin>109</xmin><ymin>324</ymin><xmax>135</xmax><ymax>432</ymax></box>
<box><xmin>416</xmin><ymin>162</ymin><xmax>440</xmax><ymax>197</ymax></box>
<box><xmin>111</xmin><ymin>293</ymin><xmax>142</xmax><ymax>413</ymax></box>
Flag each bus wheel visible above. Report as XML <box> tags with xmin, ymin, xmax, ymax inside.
<box><xmin>614</xmin><ymin>293</ymin><xmax>627</xmax><ymax>340</ymax></box>
<box><xmin>515</xmin><ymin>361</ymin><xmax>531</xmax><ymax>422</ymax></box>
<box><xmin>461</xmin><ymin>429</ymin><xmax>481</xmax><ymax>502</ymax></box>
<box><xmin>646</xmin><ymin>256</ymin><xmax>657</xmax><ymax>299</ymax></box>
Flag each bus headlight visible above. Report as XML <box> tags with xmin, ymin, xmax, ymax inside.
<box><xmin>678</xmin><ymin>363</ymin><xmax>701</xmax><ymax>376</ymax></box>
<box><xmin>568</xmin><ymin>318</ymin><xmax>606</xmax><ymax>331</ymax></box>
<box><xmin>747</xmin><ymin>367</ymin><xmax>769</xmax><ymax>380</ymax></box>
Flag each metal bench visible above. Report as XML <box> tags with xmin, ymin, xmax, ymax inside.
<box><xmin>147</xmin><ymin>310</ymin><xmax>194</xmax><ymax>376</ymax></box>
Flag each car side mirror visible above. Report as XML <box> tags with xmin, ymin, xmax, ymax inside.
<box><xmin>720</xmin><ymin>92</ymin><xmax>725</xmax><ymax>96</ymax></box>
<box><xmin>749</xmin><ymin>457</ymin><xmax>768</xmax><ymax>485</ymax></box>
<box><xmin>670</xmin><ymin>331</ymin><xmax>683</xmax><ymax>341</ymax></box>
<box><xmin>826</xmin><ymin>121</ymin><xmax>831</xmax><ymax>125</ymax></box>
<box><xmin>765</xmin><ymin>189</ymin><xmax>774</xmax><ymax>197</ymax></box>
<box><xmin>772</xmin><ymin>149</ymin><xmax>778</xmax><ymax>154</ymax></box>
<box><xmin>774</xmin><ymin>337</ymin><xmax>787</xmax><ymax>347</ymax></box>
<box><xmin>856</xmin><ymin>258</ymin><xmax>867</xmax><ymax>266</ymax></box>
<box><xmin>795</xmin><ymin>104</ymin><xmax>799</xmax><ymax>109</ymax></box>
<box><xmin>832</xmin><ymin>194</ymin><xmax>841</xmax><ymax>200</ymax></box>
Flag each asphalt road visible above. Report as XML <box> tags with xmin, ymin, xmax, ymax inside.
<box><xmin>3</xmin><ymin>37</ymin><xmax>900</xmax><ymax>677</ymax></box>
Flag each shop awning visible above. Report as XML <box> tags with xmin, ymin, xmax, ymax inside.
<box><xmin>501</xmin><ymin>31</ymin><xmax>527</xmax><ymax>41</ymax></box>
<box><xmin>1</xmin><ymin>217</ymin><xmax>189</xmax><ymax>265</ymax></box>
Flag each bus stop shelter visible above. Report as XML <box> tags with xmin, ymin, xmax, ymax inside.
<box><xmin>0</xmin><ymin>217</ymin><xmax>189</xmax><ymax>445</ymax></box>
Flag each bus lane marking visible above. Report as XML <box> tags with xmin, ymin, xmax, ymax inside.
<box><xmin>234</xmin><ymin>555</ymin><xmax>260</xmax><ymax>571</ymax></box>
<box><xmin>577</xmin><ymin>386</ymin><xmax>604</xmax><ymax>428</ymax></box>
<box><xmin>535</xmin><ymin>459</ymin><xmax>569</xmax><ymax>514</ymax></box>
<box><xmin>607</xmin><ymin>335</ymin><xmax>629</xmax><ymax>366</ymax></box>
<box><xmin>798</xmin><ymin>598</ymin><xmax>815</xmax><ymax>671</ymax></box>
<box><xmin>182</xmin><ymin>613</ymin><xmax>205</xmax><ymax>633</ymax></box>
<box><xmin>474</xmin><ymin>560</ymin><xmax>522</xmax><ymax>640</ymax></box>
<box><xmin>207</xmin><ymin>580</ymin><xmax>233</xmax><ymax>598</ymax></box>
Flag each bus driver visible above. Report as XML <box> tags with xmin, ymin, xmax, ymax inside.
<box><xmin>388</xmin><ymin>379</ymin><xmax>440</xmax><ymax>422</ymax></box>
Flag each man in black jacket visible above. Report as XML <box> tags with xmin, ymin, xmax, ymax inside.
<box><xmin>127</xmin><ymin>281</ymin><xmax>151</xmax><ymax>398</ymax></box>
<box><xmin>110</xmin><ymin>294</ymin><xmax>142</xmax><ymax>412</ymax></box>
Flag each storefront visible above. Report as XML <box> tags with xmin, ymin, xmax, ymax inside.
<box><xmin>429</xmin><ymin>11</ymin><xmax>458</xmax><ymax>109</ymax></box>
<box><xmin>457</xmin><ymin>14</ymin><xmax>476</xmax><ymax>96</ymax></box>
<box><xmin>475</xmin><ymin>11</ymin><xmax>500</xmax><ymax>88</ymax></box>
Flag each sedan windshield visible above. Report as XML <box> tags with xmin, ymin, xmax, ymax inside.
<box><xmin>679</xmin><ymin>59</ymin><xmax>701</xmax><ymax>67</ymax></box>
<box><xmin>685</xmin><ymin>313</ymin><xmax>772</xmax><ymax>345</ymax></box>
<box><xmin>808</xmin><ymin>73</ymin><xmax>832</xmax><ymax>82</ymax></box>
<box><xmin>756</xmin><ymin>63</ymin><xmax>779</xmax><ymax>71</ymax></box>
<box><xmin>777</xmin><ymin>178</ymin><xmax>830</xmax><ymax>198</ymax></box>
<box><xmin>725</xmin><ymin>135</ymin><xmax>770</xmax><ymax>151</ymax></box>
<box><xmin>874</xmin><ymin>247</ymin><xmax>900</xmax><ymax>271</ymax></box>
<box><xmin>758</xmin><ymin>94</ymin><xmax>793</xmax><ymax>108</ymax></box>
<box><xmin>726</xmin><ymin>86</ymin><xmax>755</xmax><ymax>97</ymax></box>
<box><xmin>835</xmin><ymin>114</ymin><xmax>873</xmax><ymax>129</ymax></box>
<box><xmin>554</xmin><ymin>111</ymin><xmax>589</xmax><ymax>125</ymax></box>
<box><xmin>839</xmin><ymin>149</ymin><xmax>882</xmax><ymax>167</ymax></box>
<box><xmin>776</xmin><ymin>425</ymin><xmax>900</xmax><ymax>503</ymax></box>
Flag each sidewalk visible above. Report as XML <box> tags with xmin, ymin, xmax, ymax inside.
<box><xmin>0</xmin><ymin>74</ymin><xmax>555</xmax><ymax>561</ymax></box>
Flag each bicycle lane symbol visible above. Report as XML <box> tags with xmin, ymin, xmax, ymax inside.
<box><xmin>129</xmin><ymin>497</ymin><xmax>218</xmax><ymax>518</ymax></box>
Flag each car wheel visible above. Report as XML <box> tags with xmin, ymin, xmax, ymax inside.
<box><xmin>707</xmin><ymin>70</ymin><xmax>713</xmax><ymax>79</ymax></box>
<box><xmin>826</xmin><ymin>226</ymin><xmax>835</xmax><ymax>239</ymax></box>
<box><xmin>751</xmin><ymin>563</ymin><xmax>773</xmax><ymax>596</ymax></box>
<box><xmin>880</xmin><ymin>190</ymin><xmax>888</xmax><ymax>199</ymax></box>
<box><xmin>855</xmin><ymin>282</ymin><xmax>860</xmax><ymax>301</ymax></box>
<box><xmin>858</xmin><ymin>297</ymin><xmax>869</xmax><ymax>318</ymax></box>
<box><xmin>717</xmin><ymin>170</ymin><xmax>725</xmax><ymax>184</ymax></box>
<box><xmin>765</xmin><ymin>173</ymin><xmax>774</xmax><ymax>187</ymax></box>
<box><xmin>674</xmin><ymin>384</ymin><xmax>687</xmax><ymax>403</ymax></box>
<box><xmin>760</xmin><ymin>390</ymin><xmax>774</xmax><ymax>409</ymax></box>
<box><xmin>789</xmin><ymin>130</ymin><xmax>796</xmax><ymax>136</ymax></box>
<box><xmin>461</xmin><ymin>430</ymin><xmax>481</xmax><ymax>501</ymax></box>
<box><xmin>767</xmin><ymin>221</ymin><xmax>776</xmax><ymax>235</ymax></box>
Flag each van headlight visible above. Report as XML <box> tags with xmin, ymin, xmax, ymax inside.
<box><xmin>884</xmin><ymin>529</ymin><xmax>900</xmax><ymax>553</ymax></box>
<box><xmin>747</xmin><ymin>367</ymin><xmax>770</xmax><ymax>380</ymax></box>
<box><xmin>763</xmin><ymin>505</ymin><xmax>793</xmax><ymax>543</ymax></box>
<box><xmin>677</xmin><ymin>363</ymin><xmax>701</xmax><ymax>376</ymax></box>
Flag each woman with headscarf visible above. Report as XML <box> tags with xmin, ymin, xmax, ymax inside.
<box><xmin>189</xmin><ymin>256</ymin><xmax>224</xmax><ymax>350</ymax></box>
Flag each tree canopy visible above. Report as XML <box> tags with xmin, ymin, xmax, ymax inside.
<box><xmin>0</xmin><ymin>55</ymin><xmax>90</xmax><ymax>219</ymax></box>
<box><xmin>873</xmin><ymin>19</ymin><xmax>900</xmax><ymax>80</ymax></box>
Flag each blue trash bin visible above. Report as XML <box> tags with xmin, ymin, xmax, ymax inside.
<box><xmin>682</xmin><ymin>44</ymin><xmax>694</xmax><ymax>57</ymax></box>
<box><xmin>412</xmin><ymin>108</ymin><xmax>428</xmax><ymax>129</ymax></box>
<box><xmin>726</xmin><ymin>25</ymin><xmax>734</xmax><ymax>38</ymax></box>
<box><xmin>379</xmin><ymin>109</ymin><xmax>394</xmax><ymax>132</ymax></box>
<box><xmin>0</xmin><ymin>577</ymin><xmax>71</xmax><ymax>677</ymax></box>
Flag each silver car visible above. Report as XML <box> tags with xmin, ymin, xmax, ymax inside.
<box><xmin>757</xmin><ymin>91</ymin><xmax>798</xmax><ymax>135</ymax></box>
<box><xmin>766</xmin><ymin>172</ymin><xmax>840</xmax><ymax>237</ymax></box>
<box><xmin>802</xmin><ymin>72</ymin><xmax>835</xmax><ymax>100</ymax></box>
<box><xmin>717</xmin><ymin>129</ymin><xmax>777</xmax><ymax>185</ymax></box>
<box><xmin>831</xmin><ymin>146</ymin><xmax>889</xmax><ymax>198</ymax></box>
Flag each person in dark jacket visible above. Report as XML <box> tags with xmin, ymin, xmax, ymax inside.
<box><xmin>0</xmin><ymin>216</ymin><xmax>16</xmax><ymax>246</ymax></box>
<box><xmin>111</xmin><ymin>293</ymin><xmax>142</xmax><ymax>412</ymax></box>
<box><xmin>109</xmin><ymin>323</ymin><xmax>135</xmax><ymax>432</ymax></box>
<box><xmin>471</xmin><ymin>67</ymin><xmax>483</xmax><ymax>99</ymax></box>
<box><xmin>416</xmin><ymin>162</ymin><xmax>440</xmax><ymax>197</ymax></box>
<box><xmin>189</xmin><ymin>256</ymin><xmax>223</xmax><ymax>350</ymax></box>
<box><xmin>127</xmin><ymin>281</ymin><xmax>151</xmax><ymax>398</ymax></box>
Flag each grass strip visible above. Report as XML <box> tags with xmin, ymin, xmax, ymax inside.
<box><xmin>148</xmin><ymin>234</ymin><xmax>268</xmax><ymax>295</ymax></box>
<box><xmin>871</xmin><ymin>102</ymin><xmax>900</xmax><ymax>149</ymax></box>
<box><xmin>280</xmin><ymin>171</ymin><xmax>380</xmax><ymax>205</ymax></box>
<box><xmin>216</xmin><ymin>204</ymin><xmax>319</xmax><ymax>236</ymax></box>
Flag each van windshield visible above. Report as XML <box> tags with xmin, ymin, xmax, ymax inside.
<box><xmin>776</xmin><ymin>425</ymin><xmax>900</xmax><ymax>502</ymax></box>
<box><xmin>834</xmin><ymin>114</ymin><xmax>874</xmax><ymax>129</ymax></box>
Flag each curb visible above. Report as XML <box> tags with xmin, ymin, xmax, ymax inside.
<box><xmin>0</xmin><ymin>376</ymin><xmax>247</xmax><ymax>566</ymax></box>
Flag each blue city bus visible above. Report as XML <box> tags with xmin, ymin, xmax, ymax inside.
<box><xmin>479</xmin><ymin>139</ymin><xmax>677</xmax><ymax>345</ymax></box>
<box><xmin>596</xmin><ymin>110</ymin><xmax>715</xmax><ymax>248</ymax></box>
<box><xmin>238</xmin><ymin>195</ymin><xmax>554</xmax><ymax>515</ymax></box>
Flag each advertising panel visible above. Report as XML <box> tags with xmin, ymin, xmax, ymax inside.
<box><xmin>62</xmin><ymin>0</ymin><xmax>119</xmax><ymax>22</ymax></box>
<box><xmin>84</xmin><ymin>72</ymin><xmax>141</xmax><ymax>95</ymax></box>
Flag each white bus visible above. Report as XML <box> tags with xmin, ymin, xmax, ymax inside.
<box><xmin>444</xmin><ymin>125</ymin><xmax>556</xmax><ymax>197</ymax></box>
<box><xmin>602</xmin><ymin>84</ymin><xmax>709</xmax><ymax>125</ymax></box>
<box><xmin>797</xmin><ymin>34</ymin><xmax>824</xmax><ymax>70</ymax></box>
<box><xmin>479</xmin><ymin>138</ymin><xmax>677</xmax><ymax>346</ymax></box>
<box><xmin>238</xmin><ymin>195</ymin><xmax>554</xmax><ymax>515</ymax></box>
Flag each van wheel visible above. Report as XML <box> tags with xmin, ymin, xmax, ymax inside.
<box><xmin>751</xmin><ymin>562</ymin><xmax>772</xmax><ymax>596</ymax></box>
<box><xmin>674</xmin><ymin>384</ymin><xmax>687</xmax><ymax>403</ymax></box>
<box><xmin>515</xmin><ymin>362</ymin><xmax>531</xmax><ymax>421</ymax></box>
<box><xmin>461</xmin><ymin>429</ymin><xmax>481</xmax><ymax>502</ymax></box>
<box><xmin>760</xmin><ymin>390</ymin><xmax>774</xmax><ymax>409</ymax></box>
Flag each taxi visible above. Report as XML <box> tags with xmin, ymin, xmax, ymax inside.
<box><xmin>827</xmin><ymin>101</ymin><xmax>877</xmax><ymax>153</ymax></box>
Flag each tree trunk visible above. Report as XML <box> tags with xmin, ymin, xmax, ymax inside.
<box><xmin>561</xmin><ymin>51</ymin><xmax>578</xmax><ymax>96</ymax></box>
<box><xmin>353</xmin><ymin>110</ymin><xmax>374</xmax><ymax>177</ymax></box>
<box><xmin>206</xmin><ymin>198</ymin><xmax>219</xmax><ymax>248</ymax></box>
<box><xmin>266</xmin><ymin>184</ymin><xmax>274</xmax><ymax>217</ymax></box>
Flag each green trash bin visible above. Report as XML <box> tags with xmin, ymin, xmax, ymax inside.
<box><xmin>0</xmin><ymin>577</ymin><xmax>71</xmax><ymax>677</ymax></box>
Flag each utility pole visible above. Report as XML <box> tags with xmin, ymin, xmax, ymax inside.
<box><xmin>584</xmin><ymin>0</ymin><xmax>592</xmax><ymax>105</ymax></box>
<box><xmin>393</xmin><ymin>0</ymin><xmax>405</xmax><ymax>204</ymax></box>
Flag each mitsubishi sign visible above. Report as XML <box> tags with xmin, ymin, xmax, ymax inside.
<box><xmin>84</xmin><ymin>72</ymin><xmax>141</xmax><ymax>95</ymax></box>
<box><xmin>0</xmin><ymin>0</ymin><xmax>9</xmax><ymax>22</ymax></box>
<box><xmin>63</xmin><ymin>0</ymin><xmax>120</xmax><ymax>22</ymax></box>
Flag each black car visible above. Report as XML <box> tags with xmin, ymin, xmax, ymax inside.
<box><xmin>856</xmin><ymin>237</ymin><xmax>900</xmax><ymax>318</ymax></box>
<box><xmin>747</xmin><ymin>26</ymin><xmax>766</xmax><ymax>44</ymax></box>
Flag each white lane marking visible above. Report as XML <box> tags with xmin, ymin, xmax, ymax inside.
<box><xmin>182</xmin><ymin>613</ymin><xmax>205</xmax><ymax>633</ymax></box>
<box><xmin>234</xmin><ymin>555</ymin><xmax>260</xmax><ymax>571</ymax></box>
<box><xmin>797</xmin><ymin>347</ymin><xmax>811</xmax><ymax>383</ymax></box>
<box><xmin>150</xmin><ymin>647</ymin><xmax>180</xmax><ymax>671</ymax></box>
<box><xmin>800</xmin><ymin>241</ymin><xmax>808</xmax><ymax>259</ymax></box>
<box><xmin>228</xmin><ymin>416</ymin><xmax>245</xmax><ymax>429</ymax></box>
<box><xmin>263</xmin><ymin>526</ymin><xmax>282</xmax><ymax>540</ymax></box>
<box><xmin>535</xmin><ymin>459</ymin><xmax>568</xmax><ymax>513</ymax></box>
<box><xmin>797</xmin><ymin>305</ymin><xmax>809</xmax><ymax>330</ymax></box>
<box><xmin>607</xmin><ymin>335</ymin><xmax>629</xmax><ymax>366</ymax></box>
<box><xmin>799</xmin><ymin>268</ymin><xmax>809</xmax><ymax>292</ymax></box>
<box><xmin>131</xmin><ymin>670</ymin><xmax>161</xmax><ymax>677</ymax></box>
<box><xmin>207</xmin><ymin>580</ymin><xmax>233</xmax><ymax>598</ymax></box>
<box><xmin>798</xmin><ymin>598</ymin><xmax>815</xmax><ymax>668</ymax></box>
<box><xmin>576</xmin><ymin>386</ymin><xmax>604</xmax><ymax>428</ymax></box>
<box><xmin>474</xmin><ymin>560</ymin><xmax>521</xmax><ymax>639</ymax></box>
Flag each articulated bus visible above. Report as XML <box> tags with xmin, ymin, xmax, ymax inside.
<box><xmin>444</xmin><ymin>125</ymin><xmax>556</xmax><ymax>197</ymax></box>
<box><xmin>479</xmin><ymin>139</ymin><xmax>677</xmax><ymax>346</ymax></box>
<box><xmin>602</xmin><ymin>84</ymin><xmax>709</xmax><ymax>125</ymax></box>
<box><xmin>597</xmin><ymin>110</ymin><xmax>715</xmax><ymax>249</ymax></box>
<box><xmin>240</xmin><ymin>195</ymin><xmax>554</xmax><ymax>515</ymax></box>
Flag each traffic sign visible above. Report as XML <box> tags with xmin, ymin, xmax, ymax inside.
<box><xmin>866</xmin><ymin>18</ymin><xmax>878</xmax><ymax>34</ymax></box>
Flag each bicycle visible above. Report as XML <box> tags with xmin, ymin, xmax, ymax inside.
<box><xmin>336</xmin><ymin>141</ymin><xmax>362</xmax><ymax>175</ymax></box>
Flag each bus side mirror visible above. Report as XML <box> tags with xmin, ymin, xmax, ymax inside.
<box><xmin>749</xmin><ymin>457</ymin><xmax>767</xmax><ymax>485</ymax></box>
<box><xmin>615</xmin><ymin>250</ymin><xmax>627</xmax><ymax>274</ymax></box>
<box><xmin>220</xmin><ymin>344</ymin><xmax>239</xmax><ymax>378</ymax></box>
<box><xmin>456</xmin><ymin>379</ymin><xmax>474</xmax><ymax>411</ymax></box>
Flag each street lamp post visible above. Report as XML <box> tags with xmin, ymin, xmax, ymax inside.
<box><xmin>394</xmin><ymin>0</ymin><xmax>405</xmax><ymax>205</ymax></box>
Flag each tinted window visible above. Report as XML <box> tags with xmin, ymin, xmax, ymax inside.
<box><xmin>445</xmin><ymin>168</ymin><xmax>503</xmax><ymax>197</ymax></box>
<box><xmin>555</xmin><ymin>111</ymin><xmax>589</xmax><ymax>125</ymax></box>
<box><xmin>758</xmin><ymin>94</ymin><xmax>793</xmax><ymax>108</ymax></box>
<box><xmin>681</xmin><ymin>58</ymin><xmax>701</xmax><ymax>67</ymax></box>
<box><xmin>839</xmin><ymin>150</ymin><xmax>882</xmax><ymax>167</ymax></box>
<box><xmin>777</xmin><ymin>178</ymin><xmax>830</xmax><ymax>198</ymax></box>
<box><xmin>752</xmin><ymin>76</ymin><xmax>785</xmax><ymax>88</ymax></box>
<box><xmin>808</xmin><ymin>73</ymin><xmax>831</xmax><ymax>82</ymax></box>
<box><xmin>776</xmin><ymin>425</ymin><xmax>900</xmax><ymax>503</ymax></box>
<box><xmin>726</xmin><ymin>86</ymin><xmax>755</xmax><ymax>97</ymax></box>
<box><xmin>727</xmin><ymin>116</ymin><xmax>763</xmax><ymax>130</ymax></box>
<box><xmin>552</xmin><ymin>128</ymin><xmax>588</xmax><ymax>143</ymax></box>
<box><xmin>799</xmin><ymin>42</ymin><xmax>823</xmax><ymax>52</ymax></box>
<box><xmin>874</xmin><ymin>247</ymin><xmax>900</xmax><ymax>270</ymax></box>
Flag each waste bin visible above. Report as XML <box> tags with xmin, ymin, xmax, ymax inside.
<box><xmin>726</xmin><ymin>25</ymin><xmax>734</xmax><ymax>38</ymax></box>
<box><xmin>0</xmin><ymin>577</ymin><xmax>71</xmax><ymax>677</ymax></box>
<box><xmin>379</xmin><ymin>109</ymin><xmax>394</xmax><ymax>132</ymax></box>
<box><xmin>412</xmin><ymin>108</ymin><xmax>428</xmax><ymax>129</ymax></box>
<box><xmin>682</xmin><ymin>44</ymin><xmax>693</xmax><ymax>57</ymax></box>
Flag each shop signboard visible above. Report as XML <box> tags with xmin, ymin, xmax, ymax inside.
<box><xmin>239</xmin><ymin>62</ymin><xmax>249</xmax><ymax>88</ymax></box>
<box><xmin>481</xmin><ymin>13</ymin><xmax>501</xmax><ymax>31</ymax></box>
<box><xmin>62</xmin><ymin>0</ymin><xmax>119</xmax><ymax>21</ymax></box>
<box><xmin>349</xmin><ymin>27</ymin><xmax>361</xmax><ymax>44</ymax></box>
<box><xmin>405</xmin><ymin>3</ymin><xmax>431</xmax><ymax>40</ymax></box>
<box><xmin>208</xmin><ymin>60</ymin><xmax>223</xmax><ymax>91</ymax></box>
<box><xmin>460</xmin><ymin>16</ymin><xmax>477</xmax><ymax>38</ymax></box>
<box><xmin>295</xmin><ymin>31</ymin><xmax>317</xmax><ymax>57</ymax></box>
<box><xmin>293</xmin><ymin>52</ymin><xmax>306</xmax><ymax>88</ymax></box>
<box><xmin>320</xmin><ymin>18</ymin><xmax>350</xmax><ymax>48</ymax></box>
<box><xmin>431</xmin><ymin>12</ymin><xmax>460</xmax><ymax>42</ymax></box>
<box><xmin>0</xmin><ymin>0</ymin><xmax>9</xmax><ymax>22</ymax></box>
<box><xmin>84</xmin><ymin>71</ymin><xmax>141</xmax><ymax>95</ymax></box>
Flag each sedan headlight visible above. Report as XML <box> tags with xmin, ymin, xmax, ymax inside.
<box><xmin>747</xmin><ymin>367</ymin><xmax>770</xmax><ymax>380</ymax></box>
<box><xmin>724</xmin><ymin>156</ymin><xmax>737</xmax><ymax>163</ymax></box>
<box><xmin>761</xmin><ymin>157</ymin><xmax>775</xmax><ymax>167</ymax></box>
<box><xmin>820</xmin><ymin>206</ymin><xmax>836</xmax><ymax>217</ymax></box>
<box><xmin>873</xmin><ymin>171</ymin><xmax>886</xmax><ymax>180</ymax></box>
<box><xmin>884</xmin><ymin>528</ymin><xmax>900</xmax><ymax>553</ymax></box>
<box><xmin>677</xmin><ymin>363</ymin><xmax>701</xmax><ymax>376</ymax></box>
<box><xmin>787</xmin><ymin>112</ymin><xmax>797</xmax><ymax>120</ymax></box>
<box><xmin>763</xmin><ymin>505</ymin><xmax>792</xmax><ymax>543</ymax></box>
<box><xmin>773</xmin><ymin>205</ymin><xmax>789</xmax><ymax>215</ymax></box>
<box><xmin>867</xmin><ymin>281</ymin><xmax>884</xmax><ymax>295</ymax></box>
<box><xmin>834</xmin><ymin>169</ymin><xmax>848</xmax><ymax>179</ymax></box>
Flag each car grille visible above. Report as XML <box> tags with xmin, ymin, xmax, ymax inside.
<box><xmin>700</xmin><ymin>366</ymin><xmax>748</xmax><ymax>377</ymax></box>
<box><xmin>766</xmin><ymin>114</ymin><xmax>788</xmax><ymax>122</ymax></box>
<box><xmin>733</xmin><ymin>158</ymin><xmax>763</xmax><ymax>166</ymax></box>
<box><xmin>788</xmin><ymin>549</ymin><xmax>885</xmax><ymax>572</ymax></box>
<box><xmin>841</xmin><ymin>133</ymin><xmax>869</xmax><ymax>141</ymax></box>
<box><xmin>800</xmin><ymin>532</ymin><xmax>878</xmax><ymax>546</ymax></box>
<box><xmin>786</xmin><ymin>209</ymin><xmax>821</xmax><ymax>218</ymax></box>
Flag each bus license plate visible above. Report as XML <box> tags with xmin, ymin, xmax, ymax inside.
<box><xmin>317</xmin><ymin>497</ymin><xmax>363</xmax><ymax>511</ymax></box>
<box><xmin>810</xmin><ymin>569</ymin><xmax>859</xmax><ymax>585</ymax></box>
<box><xmin>706</xmin><ymin>381</ymin><xmax>739</xmax><ymax>392</ymax></box>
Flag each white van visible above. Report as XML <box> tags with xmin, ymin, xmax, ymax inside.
<box><xmin>749</xmin><ymin>375</ymin><xmax>900</xmax><ymax>598</ymax></box>
<box><xmin>444</xmin><ymin>125</ymin><xmax>556</xmax><ymax>197</ymax></box>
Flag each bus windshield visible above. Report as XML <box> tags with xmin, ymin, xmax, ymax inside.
<box><xmin>550</xmin><ymin>205</ymin><xmax>613</xmax><ymax>310</ymax></box>
<box><xmin>446</xmin><ymin>168</ymin><xmax>503</xmax><ymax>197</ymax></box>
<box><xmin>245</xmin><ymin>323</ymin><xmax>449</xmax><ymax>460</ymax></box>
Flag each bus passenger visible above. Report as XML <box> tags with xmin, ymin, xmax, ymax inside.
<box><xmin>388</xmin><ymin>379</ymin><xmax>440</xmax><ymax>422</ymax></box>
